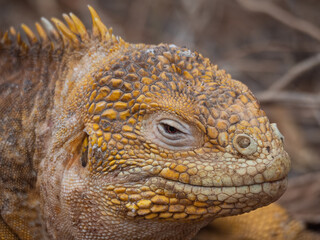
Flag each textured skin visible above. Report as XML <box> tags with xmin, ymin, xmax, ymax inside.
<box><xmin>197</xmin><ymin>203</ymin><xmax>320</xmax><ymax>240</ymax></box>
<box><xmin>0</xmin><ymin>8</ymin><xmax>294</xmax><ymax>240</ymax></box>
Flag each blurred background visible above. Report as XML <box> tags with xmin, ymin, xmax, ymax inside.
<box><xmin>1</xmin><ymin>0</ymin><xmax>319</xmax><ymax>237</ymax></box>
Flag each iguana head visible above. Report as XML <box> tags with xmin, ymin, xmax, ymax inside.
<box><xmin>35</xmin><ymin>7</ymin><xmax>290</xmax><ymax>240</ymax></box>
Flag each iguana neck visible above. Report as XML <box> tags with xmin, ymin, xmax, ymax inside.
<box><xmin>0</xmin><ymin>44</ymin><xmax>65</xmax><ymax>239</ymax></box>
<box><xmin>1</xmin><ymin>45</ymin><xmax>67</xmax><ymax>171</ymax></box>
<box><xmin>0</xmin><ymin>40</ymin><xmax>123</xmax><ymax>238</ymax></box>
<box><xmin>0</xmin><ymin>40</ymin><xmax>121</xmax><ymax>173</ymax></box>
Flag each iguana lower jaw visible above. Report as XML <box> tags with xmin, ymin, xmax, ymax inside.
<box><xmin>51</xmin><ymin>155</ymin><xmax>288</xmax><ymax>240</ymax></box>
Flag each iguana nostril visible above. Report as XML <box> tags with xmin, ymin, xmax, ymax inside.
<box><xmin>266</xmin><ymin>146</ymin><xmax>271</xmax><ymax>153</ymax></box>
<box><xmin>233</xmin><ymin>134</ymin><xmax>257</xmax><ymax>155</ymax></box>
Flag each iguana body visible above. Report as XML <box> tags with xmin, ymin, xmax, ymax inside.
<box><xmin>0</xmin><ymin>6</ymin><xmax>295</xmax><ymax>240</ymax></box>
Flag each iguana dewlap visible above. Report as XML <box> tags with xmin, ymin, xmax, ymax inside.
<box><xmin>0</xmin><ymin>6</ymin><xmax>291</xmax><ymax>240</ymax></box>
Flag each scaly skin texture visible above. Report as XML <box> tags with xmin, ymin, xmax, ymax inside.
<box><xmin>0</xmin><ymin>7</ymin><xmax>294</xmax><ymax>240</ymax></box>
<box><xmin>198</xmin><ymin>204</ymin><xmax>320</xmax><ymax>240</ymax></box>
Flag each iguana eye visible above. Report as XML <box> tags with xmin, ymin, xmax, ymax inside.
<box><xmin>161</xmin><ymin>123</ymin><xmax>180</xmax><ymax>134</ymax></box>
<box><xmin>157</xmin><ymin>119</ymin><xmax>186</xmax><ymax>141</ymax></box>
<box><xmin>142</xmin><ymin>113</ymin><xmax>203</xmax><ymax>150</ymax></box>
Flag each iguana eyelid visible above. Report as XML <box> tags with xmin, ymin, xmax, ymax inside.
<box><xmin>157</xmin><ymin>123</ymin><xmax>185</xmax><ymax>140</ymax></box>
<box><xmin>158</xmin><ymin>119</ymin><xmax>190</xmax><ymax>136</ymax></box>
<box><xmin>142</xmin><ymin>113</ymin><xmax>202</xmax><ymax>150</ymax></box>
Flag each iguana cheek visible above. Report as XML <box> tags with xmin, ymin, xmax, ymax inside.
<box><xmin>60</xmin><ymin>162</ymin><xmax>90</xmax><ymax>233</ymax></box>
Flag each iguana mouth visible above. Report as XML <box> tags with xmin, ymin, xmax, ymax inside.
<box><xmin>148</xmin><ymin>176</ymin><xmax>288</xmax><ymax>200</ymax></box>
<box><xmin>120</xmin><ymin>177</ymin><xmax>287</xmax><ymax>220</ymax></box>
<box><xmin>149</xmin><ymin>154</ymin><xmax>291</xmax><ymax>189</ymax></box>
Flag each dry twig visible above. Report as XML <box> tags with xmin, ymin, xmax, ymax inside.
<box><xmin>257</xmin><ymin>91</ymin><xmax>320</xmax><ymax>107</ymax></box>
<box><xmin>237</xmin><ymin>0</ymin><xmax>320</xmax><ymax>42</ymax></box>
<box><xmin>268</xmin><ymin>53</ymin><xmax>320</xmax><ymax>91</ymax></box>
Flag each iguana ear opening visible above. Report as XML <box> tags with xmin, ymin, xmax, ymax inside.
<box><xmin>64</xmin><ymin>131</ymin><xmax>88</xmax><ymax>170</ymax></box>
<box><xmin>80</xmin><ymin>136</ymin><xmax>89</xmax><ymax>167</ymax></box>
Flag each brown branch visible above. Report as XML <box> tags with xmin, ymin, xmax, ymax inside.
<box><xmin>223</xmin><ymin>59</ymin><xmax>284</xmax><ymax>73</ymax></box>
<box><xmin>223</xmin><ymin>42</ymin><xmax>291</xmax><ymax>60</ymax></box>
<box><xmin>257</xmin><ymin>91</ymin><xmax>320</xmax><ymax>107</ymax></box>
<box><xmin>237</xmin><ymin>0</ymin><xmax>320</xmax><ymax>42</ymax></box>
<box><xmin>268</xmin><ymin>53</ymin><xmax>320</xmax><ymax>91</ymax></box>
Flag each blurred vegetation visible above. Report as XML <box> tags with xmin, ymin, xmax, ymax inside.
<box><xmin>1</xmin><ymin>0</ymin><xmax>319</xmax><ymax>236</ymax></box>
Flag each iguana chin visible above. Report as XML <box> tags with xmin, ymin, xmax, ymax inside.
<box><xmin>0</xmin><ymin>6</ymin><xmax>291</xmax><ymax>240</ymax></box>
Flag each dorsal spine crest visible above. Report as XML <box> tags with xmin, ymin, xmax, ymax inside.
<box><xmin>0</xmin><ymin>5</ymin><xmax>123</xmax><ymax>52</ymax></box>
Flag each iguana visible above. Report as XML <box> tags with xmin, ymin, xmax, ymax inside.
<box><xmin>0</xmin><ymin>5</ymin><xmax>308</xmax><ymax>240</ymax></box>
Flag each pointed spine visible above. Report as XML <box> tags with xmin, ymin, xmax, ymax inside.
<box><xmin>16</xmin><ymin>32</ymin><xmax>22</xmax><ymax>45</ymax></box>
<box><xmin>94</xmin><ymin>17</ymin><xmax>108</xmax><ymax>40</ymax></box>
<box><xmin>88</xmin><ymin>5</ymin><xmax>101</xmax><ymax>38</ymax></box>
<box><xmin>1</xmin><ymin>31</ymin><xmax>11</xmax><ymax>45</ymax></box>
<box><xmin>21</xmin><ymin>24</ymin><xmax>38</xmax><ymax>44</ymax></box>
<box><xmin>69</xmin><ymin>13</ymin><xmax>88</xmax><ymax>41</ymax></box>
<box><xmin>62</xmin><ymin>14</ymin><xmax>78</xmax><ymax>34</ymax></box>
<box><xmin>41</xmin><ymin>17</ymin><xmax>60</xmax><ymax>41</ymax></box>
<box><xmin>108</xmin><ymin>27</ymin><xmax>113</xmax><ymax>35</ymax></box>
<box><xmin>9</xmin><ymin>27</ymin><xmax>16</xmax><ymax>36</ymax></box>
<box><xmin>51</xmin><ymin>17</ymin><xmax>79</xmax><ymax>46</ymax></box>
<box><xmin>35</xmin><ymin>22</ymin><xmax>49</xmax><ymax>43</ymax></box>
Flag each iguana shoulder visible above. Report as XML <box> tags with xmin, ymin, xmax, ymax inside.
<box><xmin>0</xmin><ymin>6</ymin><xmax>301</xmax><ymax>240</ymax></box>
